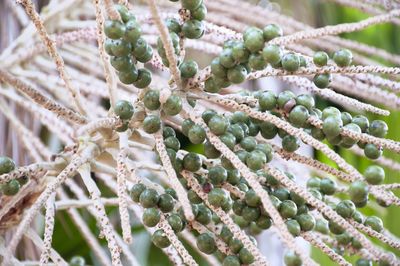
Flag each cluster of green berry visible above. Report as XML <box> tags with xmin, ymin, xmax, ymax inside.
<box><xmin>143</xmin><ymin>89</ymin><xmax>183</xmax><ymax>118</ymax></box>
<box><xmin>312</xmin><ymin>49</ymin><xmax>352</xmax><ymax>89</ymax></box>
<box><xmin>104</xmin><ymin>5</ymin><xmax>152</xmax><ymax>88</ymax></box>
<box><xmin>0</xmin><ymin>156</ymin><xmax>28</xmax><ymax>196</ymax></box>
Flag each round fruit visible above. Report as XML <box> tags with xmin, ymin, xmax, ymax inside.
<box><xmin>335</xmin><ymin>200</ymin><xmax>355</xmax><ymax>218</ymax></box>
<box><xmin>191</xmin><ymin>3</ymin><xmax>207</xmax><ymax>21</ymax></box>
<box><xmin>182</xmin><ymin>19</ymin><xmax>204</xmax><ymax>39</ymax></box>
<box><xmin>180</xmin><ymin>60</ymin><xmax>198</xmax><ymax>78</ymax></box>
<box><xmin>319</xmin><ymin>178</ymin><xmax>337</xmax><ymax>195</ymax></box>
<box><xmin>284</xmin><ymin>251</ymin><xmax>302</xmax><ymax>266</ymax></box>
<box><xmin>364</xmin><ymin>143</ymin><xmax>382</xmax><ymax>160</ymax></box>
<box><xmin>152</xmin><ymin>229</ymin><xmax>170</xmax><ymax>248</ymax></box>
<box><xmin>0</xmin><ymin>156</ymin><xmax>15</xmax><ymax>174</ymax></box>
<box><xmin>322</xmin><ymin>116</ymin><xmax>343</xmax><ymax>138</ymax></box>
<box><xmin>364</xmin><ymin>216</ymin><xmax>383</xmax><ymax>232</ymax></box>
<box><xmin>104</xmin><ymin>20</ymin><xmax>125</xmax><ymax>39</ymax></box>
<box><xmin>244</xmin><ymin>30</ymin><xmax>264</xmax><ymax>53</ymax></box>
<box><xmin>130</xmin><ymin>183</ymin><xmax>146</xmax><ymax>202</ymax></box>
<box><xmin>114</xmin><ymin>100</ymin><xmax>134</xmax><ymax>120</ymax></box>
<box><xmin>368</xmin><ymin>120</ymin><xmax>388</xmax><ymax>138</ymax></box>
<box><xmin>196</xmin><ymin>233</ymin><xmax>217</xmax><ymax>254</ymax></box>
<box><xmin>349</xmin><ymin>180</ymin><xmax>369</xmax><ymax>203</ymax></box>
<box><xmin>333</xmin><ymin>49</ymin><xmax>353</xmax><ymax>67</ymax></box>
<box><xmin>263</xmin><ymin>24</ymin><xmax>283</xmax><ymax>41</ymax></box>
<box><xmin>142</xmin><ymin>207</ymin><xmax>161</xmax><ymax>227</ymax></box>
<box><xmin>286</xmin><ymin>219</ymin><xmax>301</xmax><ymax>236</ymax></box>
<box><xmin>352</xmin><ymin>115</ymin><xmax>369</xmax><ymax>133</ymax></box>
<box><xmin>282</xmin><ymin>135</ymin><xmax>300</xmax><ymax>152</ymax></box>
<box><xmin>313</xmin><ymin>51</ymin><xmax>329</xmax><ymax>66</ymax></box>
<box><xmin>313</xmin><ymin>73</ymin><xmax>331</xmax><ymax>88</ymax></box>
<box><xmin>143</xmin><ymin>115</ymin><xmax>161</xmax><ymax>133</ymax></box>
<box><xmin>239</xmin><ymin>248</ymin><xmax>254</xmax><ymax>264</ymax></box>
<box><xmin>208</xmin><ymin>166</ymin><xmax>227</xmax><ymax>185</ymax></box>
<box><xmin>183</xmin><ymin>152</ymin><xmax>202</xmax><ymax>172</ymax></box>
<box><xmin>223</xmin><ymin>255</ymin><xmax>240</xmax><ymax>266</ymax></box>
<box><xmin>246</xmin><ymin>150</ymin><xmax>267</xmax><ymax>171</ymax></box>
<box><xmin>188</xmin><ymin>125</ymin><xmax>206</xmax><ymax>144</ymax></box>
<box><xmin>139</xmin><ymin>188</ymin><xmax>160</xmax><ymax>208</ymax></box>
<box><xmin>118</xmin><ymin>66</ymin><xmax>138</xmax><ymax>84</ymax></box>
<box><xmin>279</xmin><ymin>200</ymin><xmax>298</xmax><ymax>219</ymax></box>
<box><xmin>208</xmin><ymin>115</ymin><xmax>229</xmax><ymax>135</ymax></box>
<box><xmin>143</xmin><ymin>90</ymin><xmax>160</xmax><ymax>110</ymax></box>
<box><xmin>227</xmin><ymin>65</ymin><xmax>248</xmax><ymax>84</ymax></box>
<box><xmin>181</xmin><ymin>0</ymin><xmax>202</xmax><ymax>11</ymax></box>
<box><xmin>282</xmin><ymin>53</ymin><xmax>300</xmax><ymax>72</ymax></box>
<box><xmin>289</xmin><ymin>105</ymin><xmax>310</xmax><ymax>127</ymax></box>
<box><xmin>158</xmin><ymin>193</ymin><xmax>175</xmax><ymax>212</ymax></box>
<box><xmin>2</xmin><ymin>179</ymin><xmax>20</xmax><ymax>196</ymax></box>
<box><xmin>364</xmin><ymin>165</ymin><xmax>385</xmax><ymax>185</ymax></box>
<box><xmin>167</xmin><ymin>214</ymin><xmax>183</xmax><ymax>233</ymax></box>
<box><xmin>208</xmin><ymin>188</ymin><xmax>228</xmax><ymax>208</ymax></box>
<box><xmin>69</xmin><ymin>256</ymin><xmax>85</xmax><ymax>266</ymax></box>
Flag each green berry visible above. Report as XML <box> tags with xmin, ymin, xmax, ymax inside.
<box><xmin>364</xmin><ymin>165</ymin><xmax>385</xmax><ymax>185</ymax></box>
<box><xmin>364</xmin><ymin>216</ymin><xmax>383</xmax><ymax>232</ymax></box>
<box><xmin>313</xmin><ymin>73</ymin><xmax>331</xmax><ymax>88</ymax></box>
<box><xmin>124</xmin><ymin>19</ymin><xmax>142</xmax><ymax>43</ymax></box>
<box><xmin>349</xmin><ymin>180</ymin><xmax>369</xmax><ymax>203</ymax></box>
<box><xmin>208</xmin><ymin>188</ymin><xmax>228</xmax><ymax>208</ymax></box>
<box><xmin>239</xmin><ymin>248</ymin><xmax>254</xmax><ymax>264</ymax></box>
<box><xmin>181</xmin><ymin>0</ymin><xmax>202</xmax><ymax>11</ymax></box>
<box><xmin>183</xmin><ymin>152</ymin><xmax>202</xmax><ymax>172</ymax></box>
<box><xmin>110</xmin><ymin>39</ymin><xmax>131</xmax><ymax>57</ymax></box>
<box><xmin>341</xmin><ymin>112</ymin><xmax>352</xmax><ymax>125</ymax></box>
<box><xmin>352</xmin><ymin>115</ymin><xmax>369</xmax><ymax>133</ymax></box>
<box><xmin>313</xmin><ymin>51</ymin><xmax>329</xmax><ymax>66</ymax></box>
<box><xmin>306</xmin><ymin>177</ymin><xmax>320</xmax><ymax>189</ymax></box>
<box><xmin>167</xmin><ymin>213</ymin><xmax>183</xmax><ymax>233</ymax></box>
<box><xmin>248</xmin><ymin>53</ymin><xmax>266</xmax><ymax>70</ymax></box>
<box><xmin>130</xmin><ymin>183</ymin><xmax>146</xmax><ymax>202</ymax></box>
<box><xmin>69</xmin><ymin>256</ymin><xmax>85</xmax><ymax>266</ymax></box>
<box><xmin>335</xmin><ymin>200</ymin><xmax>355</xmax><ymax>218</ymax></box>
<box><xmin>152</xmin><ymin>229</ymin><xmax>170</xmax><ymax>248</ymax></box>
<box><xmin>143</xmin><ymin>115</ymin><xmax>161</xmax><ymax>133</ymax></box>
<box><xmin>356</xmin><ymin>259</ymin><xmax>372</xmax><ymax>266</ymax></box>
<box><xmin>110</xmin><ymin>56</ymin><xmax>132</xmax><ymax>71</ymax></box>
<box><xmin>245</xmin><ymin>189</ymin><xmax>260</xmax><ymax>207</ymax></box>
<box><xmin>182</xmin><ymin>19</ymin><xmax>204</xmax><ymax>39</ymax></box>
<box><xmin>263</xmin><ymin>24</ymin><xmax>283</xmax><ymax>41</ymax></box>
<box><xmin>158</xmin><ymin>193</ymin><xmax>175</xmax><ymax>212</ymax></box>
<box><xmin>139</xmin><ymin>188</ymin><xmax>160</xmax><ymax>208</ymax></box>
<box><xmin>118</xmin><ymin>66</ymin><xmax>138</xmax><ymax>84</ymax></box>
<box><xmin>227</xmin><ymin>65</ymin><xmax>248</xmax><ymax>84</ymax></box>
<box><xmin>364</xmin><ymin>143</ymin><xmax>382</xmax><ymax>160</ymax></box>
<box><xmin>180</xmin><ymin>60</ymin><xmax>198</xmax><ymax>78</ymax></box>
<box><xmin>204</xmin><ymin>77</ymin><xmax>221</xmax><ymax>93</ymax></box>
<box><xmin>289</xmin><ymin>105</ymin><xmax>310</xmax><ymax>127</ymax></box>
<box><xmin>320</xmin><ymin>178</ymin><xmax>337</xmax><ymax>195</ymax></box>
<box><xmin>114</xmin><ymin>100</ymin><xmax>134</xmax><ymax>120</ymax></box>
<box><xmin>223</xmin><ymin>255</ymin><xmax>240</xmax><ymax>266</ymax></box>
<box><xmin>277</xmin><ymin>91</ymin><xmax>296</xmax><ymax>108</ymax></box>
<box><xmin>322</xmin><ymin>107</ymin><xmax>341</xmax><ymax>120</ymax></box>
<box><xmin>220</xmin><ymin>133</ymin><xmax>236</xmax><ymax>150</ymax></box>
<box><xmin>273</xmin><ymin>187</ymin><xmax>290</xmax><ymax>201</ymax></box>
<box><xmin>165</xmin><ymin>18</ymin><xmax>181</xmax><ymax>34</ymax></box>
<box><xmin>341</xmin><ymin>123</ymin><xmax>361</xmax><ymax>147</ymax></box>
<box><xmin>219</xmin><ymin>48</ymin><xmax>236</xmax><ymax>68</ymax></box>
<box><xmin>296</xmin><ymin>94</ymin><xmax>315</xmax><ymax>110</ymax></box>
<box><xmin>333</xmin><ymin>49</ymin><xmax>352</xmax><ymax>67</ymax></box>
<box><xmin>104</xmin><ymin>20</ymin><xmax>125</xmax><ymax>39</ymax></box>
<box><xmin>286</xmin><ymin>219</ymin><xmax>301</xmax><ymax>236</ymax></box>
<box><xmin>322</xmin><ymin>116</ymin><xmax>343</xmax><ymax>138</ymax></box>
<box><xmin>368</xmin><ymin>120</ymin><xmax>388</xmax><ymax>138</ymax></box>
<box><xmin>196</xmin><ymin>233</ymin><xmax>217</xmax><ymax>254</ymax></box>
<box><xmin>246</xmin><ymin>150</ymin><xmax>267</xmax><ymax>171</ymax></box>
<box><xmin>232</xmin><ymin>42</ymin><xmax>250</xmax><ymax>63</ymax></box>
<box><xmin>282</xmin><ymin>135</ymin><xmax>300</xmax><ymax>152</ymax></box>
<box><xmin>315</xmin><ymin>219</ymin><xmax>329</xmax><ymax>234</ymax></box>
<box><xmin>244</xmin><ymin>30</ymin><xmax>264</xmax><ymax>53</ymax></box>
<box><xmin>208</xmin><ymin>166</ymin><xmax>227</xmax><ymax>185</ymax></box>
<box><xmin>133</xmin><ymin>68</ymin><xmax>152</xmax><ymax>88</ymax></box>
<box><xmin>256</xmin><ymin>215</ymin><xmax>272</xmax><ymax>229</ymax></box>
<box><xmin>284</xmin><ymin>251</ymin><xmax>302</xmax><ymax>266</ymax></box>
<box><xmin>282</xmin><ymin>53</ymin><xmax>300</xmax><ymax>72</ymax></box>
<box><xmin>240</xmin><ymin>136</ymin><xmax>256</xmax><ymax>151</ymax></box>
<box><xmin>0</xmin><ymin>156</ymin><xmax>15</xmax><ymax>174</ymax></box>
<box><xmin>164</xmin><ymin>136</ymin><xmax>180</xmax><ymax>151</ymax></box>
<box><xmin>204</xmin><ymin>141</ymin><xmax>221</xmax><ymax>158</ymax></box>
<box><xmin>279</xmin><ymin>200</ymin><xmax>298</xmax><ymax>219</ymax></box>
<box><xmin>263</xmin><ymin>44</ymin><xmax>283</xmax><ymax>65</ymax></box>
<box><xmin>187</xmin><ymin>125</ymin><xmax>205</xmax><ymax>144</ymax></box>
<box><xmin>142</xmin><ymin>207</ymin><xmax>161</xmax><ymax>227</ymax></box>
<box><xmin>17</xmin><ymin>175</ymin><xmax>29</xmax><ymax>186</ymax></box>
<box><xmin>195</xmin><ymin>204</ymin><xmax>212</xmax><ymax>225</ymax></box>
<box><xmin>136</xmin><ymin>45</ymin><xmax>153</xmax><ymax>63</ymax></box>
<box><xmin>329</xmin><ymin>220</ymin><xmax>345</xmax><ymax>235</ymax></box>
<box><xmin>143</xmin><ymin>90</ymin><xmax>160</xmax><ymax>110</ymax></box>
<box><xmin>258</xmin><ymin>91</ymin><xmax>277</xmax><ymax>111</ymax></box>
<box><xmin>191</xmin><ymin>3</ymin><xmax>207</xmax><ymax>21</ymax></box>
<box><xmin>163</xmin><ymin>95</ymin><xmax>182</xmax><ymax>116</ymax></box>
<box><xmin>208</xmin><ymin>115</ymin><xmax>229</xmax><ymax>135</ymax></box>
<box><xmin>210</xmin><ymin>57</ymin><xmax>228</xmax><ymax>77</ymax></box>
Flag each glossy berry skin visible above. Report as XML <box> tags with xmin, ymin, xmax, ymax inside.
<box><xmin>196</xmin><ymin>233</ymin><xmax>217</xmax><ymax>254</ymax></box>
<box><xmin>258</xmin><ymin>91</ymin><xmax>277</xmax><ymax>111</ymax></box>
<box><xmin>244</xmin><ymin>30</ymin><xmax>264</xmax><ymax>53</ymax></box>
<box><xmin>134</xmin><ymin>68</ymin><xmax>152</xmax><ymax>88</ymax></box>
<box><xmin>319</xmin><ymin>178</ymin><xmax>337</xmax><ymax>195</ymax></box>
<box><xmin>165</xmin><ymin>18</ymin><xmax>181</xmax><ymax>34</ymax></box>
<box><xmin>263</xmin><ymin>44</ymin><xmax>283</xmax><ymax>65</ymax></box>
<box><xmin>246</xmin><ymin>150</ymin><xmax>267</xmax><ymax>171</ymax></box>
<box><xmin>368</xmin><ymin>120</ymin><xmax>388</xmax><ymax>138</ymax></box>
<box><xmin>191</xmin><ymin>3</ymin><xmax>207</xmax><ymax>21</ymax></box>
<box><xmin>239</xmin><ymin>248</ymin><xmax>254</xmax><ymax>264</ymax></box>
<box><xmin>356</xmin><ymin>259</ymin><xmax>373</xmax><ymax>266</ymax></box>
<box><xmin>277</xmin><ymin>91</ymin><xmax>296</xmax><ymax>109</ymax></box>
<box><xmin>315</xmin><ymin>219</ymin><xmax>329</xmax><ymax>234</ymax></box>
<box><xmin>130</xmin><ymin>183</ymin><xmax>146</xmax><ymax>202</ymax></box>
<box><xmin>286</xmin><ymin>219</ymin><xmax>301</xmax><ymax>236</ymax></box>
<box><xmin>139</xmin><ymin>188</ymin><xmax>160</xmax><ymax>208</ymax></box>
<box><xmin>181</xmin><ymin>0</ymin><xmax>202</xmax><ymax>11</ymax></box>
<box><xmin>313</xmin><ymin>73</ymin><xmax>331</xmax><ymax>88</ymax></box>
<box><xmin>284</xmin><ymin>251</ymin><xmax>302</xmax><ymax>266</ymax></box>
<box><xmin>114</xmin><ymin>100</ymin><xmax>134</xmax><ymax>120</ymax></box>
<box><xmin>208</xmin><ymin>115</ymin><xmax>229</xmax><ymax>135</ymax></box>
<box><xmin>164</xmin><ymin>136</ymin><xmax>180</xmax><ymax>151</ymax></box>
<box><xmin>163</xmin><ymin>95</ymin><xmax>182</xmax><ymax>116</ymax></box>
<box><xmin>335</xmin><ymin>200</ymin><xmax>355</xmax><ymax>218</ymax></box>
<box><xmin>313</xmin><ymin>51</ymin><xmax>329</xmax><ymax>66</ymax></box>
<box><xmin>143</xmin><ymin>90</ymin><xmax>160</xmax><ymax>110</ymax></box>
<box><xmin>183</xmin><ymin>152</ymin><xmax>202</xmax><ymax>172</ymax></box>
<box><xmin>223</xmin><ymin>255</ymin><xmax>241</xmax><ymax>266</ymax></box>
<box><xmin>245</xmin><ymin>189</ymin><xmax>261</xmax><ymax>207</ymax></box>
<box><xmin>188</xmin><ymin>125</ymin><xmax>206</xmax><ymax>144</ymax></box>
<box><xmin>180</xmin><ymin>60</ymin><xmax>198</xmax><ymax>78</ymax></box>
<box><xmin>0</xmin><ymin>156</ymin><xmax>15</xmax><ymax>174</ymax></box>
<box><xmin>322</xmin><ymin>116</ymin><xmax>343</xmax><ymax>138</ymax></box>
<box><xmin>2</xmin><ymin>179</ymin><xmax>20</xmax><ymax>196</ymax></box>
<box><xmin>333</xmin><ymin>49</ymin><xmax>353</xmax><ymax>67</ymax></box>
<box><xmin>195</xmin><ymin>204</ymin><xmax>212</xmax><ymax>225</ymax></box>
<box><xmin>364</xmin><ymin>165</ymin><xmax>385</xmax><ymax>185</ymax></box>
<box><xmin>136</xmin><ymin>46</ymin><xmax>153</xmax><ymax>63</ymax></box>
<box><xmin>232</xmin><ymin>42</ymin><xmax>250</xmax><ymax>63</ymax></box>
<box><xmin>204</xmin><ymin>141</ymin><xmax>221</xmax><ymax>159</ymax></box>
<box><xmin>211</xmin><ymin>58</ymin><xmax>228</xmax><ymax>77</ymax></box>
<box><xmin>322</xmin><ymin>106</ymin><xmax>341</xmax><ymax>120</ymax></box>
<box><xmin>208</xmin><ymin>166</ymin><xmax>228</xmax><ymax>185</ymax></box>
<box><xmin>279</xmin><ymin>200</ymin><xmax>298</xmax><ymax>219</ymax></box>
<box><xmin>263</xmin><ymin>24</ymin><xmax>283</xmax><ymax>41</ymax></box>
<box><xmin>341</xmin><ymin>123</ymin><xmax>361</xmax><ymax>147</ymax></box>
<box><xmin>110</xmin><ymin>56</ymin><xmax>132</xmax><ymax>71</ymax></box>
<box><xmin>152</xmin><ymin>229</ymin><xmax>171</xmax><ymax>248</ymax></box>
<box><xmin>182</xmin><ymin>19</ymin><xmax>204</xmax><ymax>39</ymax></box>
<box><xmin>248</xmin><ymin>53</ymin><xmax>266</xmax><ymax>70</ymax></box>
<box><xmin>352</xmin><ymin>115</ymin><xmax>369</xmax><ymax>133</ymax></box>
<box><xmin>364</xmin><ymin>143</ymin><xmax>382</xmax><ymax>160</ymax></box>
<box><xmin>110</xmin><ymin>39</ymin><xmax>132</xmax><ymax>57</ymax></box>
<box><xmin>208</xmin><ymin>188</ymin><xmax>228</xmax><ymax>208</ymax></box>
<box><xmin>282</xmin><ymin>53</ymin><xmax>300</xmax><ymax>72</ymax></box>
<box><xmin>118</xmin><ymin>67</ymin><xmax>138</xmax><ymax>84</ymax></box>
<box><xmin>289</xmin><ymin>105</ymin><xmax>310</xmax><ymax>127</ymax></box>
<box><xmin>69</xmin><ymin>256</ymin><xmax>85</xmax><ymax>266</ymax></box>
<box><xmin>364</xmin><ymin>216</ymin><xmax>383</xmax><ymax>232</ymax></box>
<box><xmin>296</xmin><ymin>94</ymin><xmax>315</xmax><ymax>110</ymax></box>
<box><xmin>17</xmin><ymin>175</ymin><xmax>29</xmax><ymax>186</ymax></box>
<box><xmin>124</xmin><ymin>20</ymin><xmax>142</xmax><ymax>43</ymax></box>
<box><xmin>104</xmin><ymin>20</ymin><xmax>126</xmax><ymax>39</ymax></box>
<box><xmin>329</xmin><ymin>220</ymin><xmax>345</xmax><ymax>235</ymax></box>
<box><xmin>227</xmin><ymin>65</ymin><xmax>248</xmax><ymax>84</ymax></box>
<box><xmin>143</xmin><ymin>115</ymin><xmax>161</xmax><ymax>134</ymax></box>
<box><xmin>142</xmin><ymin>208</ymin><xmax>161</xmax><ymax>227</ymax></box>
<box><xmin>158</xmin><ymin>193</ymin><xmax>175</xmax><ymax>212</ymax></box>
<box><xmin>282</xmin><ymin>135</ymin><xmax>300</xmax><ymax>152</ymax></box>
<box><xmin>168</xmin><ymin>214</ymin><xmax>183</xmax><ymax>233</ymax></box>
<box><xmin>349</xmin><ymin>180</ymin><xmax>369</xmax><ymax>203</ymax></box>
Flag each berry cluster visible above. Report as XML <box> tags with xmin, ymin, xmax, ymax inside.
<box><xmin>0</xmin><ymin>156</ymin><xmax>28</xmax><ymax>196</ymax></box>
<box><xmin>104</xmin><ymin>5</ymin><xmax>152</xmax><ymax>88</ymax></box>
